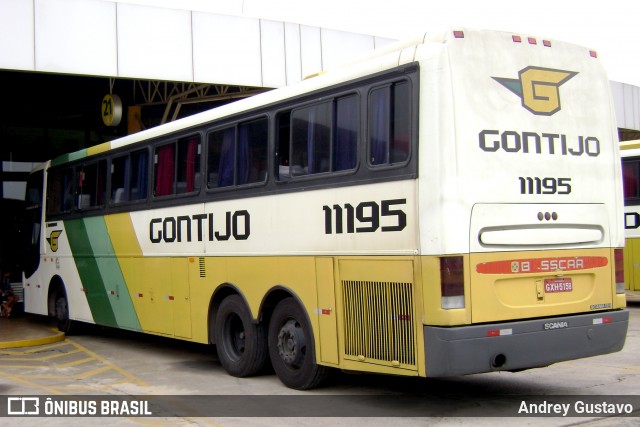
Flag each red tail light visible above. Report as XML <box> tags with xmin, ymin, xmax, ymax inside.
<box><xmin>614</xmin><ymin>249</ymin><xmax>625</xmax><ymax>294</ymax></box>
<box><xmin>440</xmin><ymin>256</ymin><xmax>464</xmax><ymax>309</ymax></box>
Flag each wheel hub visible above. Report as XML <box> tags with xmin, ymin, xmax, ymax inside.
<box><xmin>277</xmin><ymin>319</ymin><xmax>305</xmax><ymax>368</ymax></box>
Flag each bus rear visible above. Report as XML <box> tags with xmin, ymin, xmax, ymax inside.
<box><xmin>418</xmin><ymin>29</ymin><xmax>628</xmax><ymax>376</ymax></box>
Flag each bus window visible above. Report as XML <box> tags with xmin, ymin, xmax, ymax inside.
<box><xmin>277</xmin><ymin>96</ymin><xmax>357</xmax><ymax>179</ymax></box>
<box><xmin>78</xmin><ymin>160</ymin><xmax>107</xmax><ymax>209</ymax></box>
<box><xmin>291</xmin><ymin>102</ymin><xmax>331</xmax><ymax>176</ymax></box>
<box><xmin>208</xmin><ymin>127</ymin><xmax>236</xmax><ymax>188</ymax></box>
<box><xmin>47</xmin><ymin>168</ymin><xmax>75</xmax><ymax>215</ymax></box>
<box><xmin>154</xmin><ymin>143</ymin><xmax>176</xmax><ymax>196</ymax></box>
<box><xmin>176</xmin><ymin>136</ymin><xmax>201</xmax><ymax>194</ymax></box>
<box><xmin>111</xmin><ymin>148</ymin><xmax>149</xmax><ymax>204</ymax></box>
<box><xmin>207</xmin><ymin>118</ymin><xmax>267</xmax><ymax>189</ymax></box>
<box><xmin>111</xmin><ymin>154</ymin><xmax>130</xmax><ymax>203</ymax></box>
<box><xmin>369</xmin><ymin>81</ymin><xmax>410</xmax><ymax>166</ymax></box>
<box><xmin>276</xmin><ymin>112</ymin><xmax>291</xmax><ymax>178</ymax></box>
<box><xmin>238</xmin><ymin>118</ymin><xmax>268</xmax><ymax>185</ymax></box>
<box><xmin>334</xmin><ymin>95</ymin><xmax>358</xmax><ymax>171</ymax></box>
<box><xmin>154</xmin><ymin>136</ymin><xmax>201</xmax><ymax>197</ymax></box>
<box><xmin>129</xmin><ymin>149</ymin><xmax>149</xmax><ymax>201</ymax></box>
<box><xmin>623</xmin><ymin>159</ymin><xmax>640</xmax><ymax>201</ymax></box>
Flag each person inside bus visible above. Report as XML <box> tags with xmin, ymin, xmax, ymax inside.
<box><xmin>1</xmin><ymin>272</ymin><xmax>17</xmax><ymax>318</ymax></box>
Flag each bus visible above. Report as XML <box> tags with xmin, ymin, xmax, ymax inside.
<box><xmin>22</xmin><ymin>28</ymin><xmax>628</xmax><ymax>390</ymax></box>
<box><xmin>620</xmin><ymin>140</ymin><xmax>640</xmax><ymax>292</ymax></box>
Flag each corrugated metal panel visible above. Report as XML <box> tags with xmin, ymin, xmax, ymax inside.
<box><xmin>342</xmin><ymin>280</ymin><xmax>416</xmax><ymax>368</ymax></box>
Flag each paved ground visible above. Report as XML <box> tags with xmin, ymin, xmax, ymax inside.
<box><xmin>1</xmin><ymin>295</ymin><xmax>638</xmax><ymax>426</ymax></box>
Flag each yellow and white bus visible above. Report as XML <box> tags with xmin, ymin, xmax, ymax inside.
<box><xmin>22</xmin><ymin>28</ymin><xmax>628</xmax><ymax>390</ymax></box>
<box><xmin>620</xmin><ymin>140</ymin><xmax>640</xmax><ymax>292</ymax></box>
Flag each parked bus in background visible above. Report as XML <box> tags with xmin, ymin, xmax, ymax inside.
<box><xmin>620</xmin><ymin>140</ymin><xmax>640</xmax><ymax>292</ymax></box>
<box><xmin>22</xmin><ymin>28</ymin><xmax>628</xmax><ymax>390</ymax></box>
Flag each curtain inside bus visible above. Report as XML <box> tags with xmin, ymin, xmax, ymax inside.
<box><xmin>155</xmin><ymin>144</ymin><xmax>175</xmax><ymax>196</ymax></box>
<box><xmin>185</xmin><ymin>137</ymin><xmax>198</xmax><ymax>193</ymax></box>
<box><xmin>370</xmin><ymin>87</ymin><xmax>390</xmax><ymax>165</ymax></box>
<box><xmin>335</xmin><ymin>95</ymin><xmax>357</xmax><ymax>171</ymax></box>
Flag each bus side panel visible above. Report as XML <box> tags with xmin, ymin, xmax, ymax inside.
<box><xmin>315</xmin><ymin>257</ymin><xmax>339</xmax><ymax>366</ymax></box>
<box><xmin>105</xmin><ymin>213</ymin><xmax>194</xmax><ymax>338</ymax></box>
<box><xmin>65</xmin><ymin>216</ymin><xmax>141</xmax><ymax>331</ymax></box>
<box><xmin>103</xmin><ymin>213</ymin><xmax>171</xmax><ymax>335</ymax></box>
<box><xmin>624</xmin><ymin>237</ymin><xmax>640</xmax><ymax>291</ymax></box>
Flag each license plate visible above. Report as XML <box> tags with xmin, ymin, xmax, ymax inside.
<box><xmin>544</xmin><ymin>277</ymin><xmax>573</xmax><ymax>293</ymax></box>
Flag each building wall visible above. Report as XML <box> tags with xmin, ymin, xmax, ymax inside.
<box><xmin>0</xmin><ymin>0</ymin><xmax>394</xmax><ymax>87</ymax></box>
<box><xmin>612</xmin><ymin>81</ymin><xmax>640</xmax><ymax>133</ymax></box>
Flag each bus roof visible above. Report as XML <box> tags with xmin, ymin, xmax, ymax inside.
<box><xmin>48</xmin><ymin>27</ymin><xmax>599</xmax><ymax>167</ymax></box>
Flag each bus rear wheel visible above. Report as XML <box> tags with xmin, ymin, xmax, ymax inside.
<box><xmin>268</xmin><ymin>297</ymin><xmax>329</xmax><ymax>390</ymax></box>
<box><xmin>214</xmin><ymin>295</ymin><xmax>268</xmax><ymax>377</ymax></box>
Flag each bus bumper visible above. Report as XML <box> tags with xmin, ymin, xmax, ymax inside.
<box><xmin>423</xmin><ymin>309</ymin><xmax>629</xmax><ymax>377</ymax></box>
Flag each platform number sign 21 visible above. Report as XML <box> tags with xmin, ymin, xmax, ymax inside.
<box><xmin>102</xmin><ymin>93</ymin><xmax>122</xmax><ymax>127</ymax></box>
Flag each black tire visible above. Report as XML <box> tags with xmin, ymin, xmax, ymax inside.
<box><xmin>215</xmin><ymin>295</ymin><xmax>268</xmax><ymax>377</ymax></box>
<box><xmin>54</xmin><ymin>290</ymin><xmax>81</xmax><ymax>335</ymax></box>
<box><xmin>268</xmin><ymin>297</ymin><xmax>329</xmax><ymax>390</ymax></box>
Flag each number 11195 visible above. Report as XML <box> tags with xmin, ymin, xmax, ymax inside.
<box><xmin>518</xmin><ymin>177</ymin><xmax>571</xmax><ymax>195</ymax></box>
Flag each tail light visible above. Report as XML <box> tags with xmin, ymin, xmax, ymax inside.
<box><xmin>614</xmin><ymin>249</ymin><xmax>625</xmax><ymax>294</ymax></box>
<box><xmin>440</xmin><ymin>256</ymin><xmax>465</xmax><ymax>309</ymax></box>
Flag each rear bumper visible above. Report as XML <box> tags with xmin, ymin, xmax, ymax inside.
<box><xmin>424</xmin><ymin>309</ymin><xmax>629</xmax><ymax>377</ymax></box>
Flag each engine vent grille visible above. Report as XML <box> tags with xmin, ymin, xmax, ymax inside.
<box><xmin>199</xmin><ymin>257</ymin><xmax>206</xmax><ymax>278</ymax></box>
<box><xmin>342</xmin><ymin>280</ymin><xmax>416</xmax><ymax>368</ymax></box>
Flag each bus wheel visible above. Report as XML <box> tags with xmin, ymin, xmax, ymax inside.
<box><xmin>54</xmin><ymin>291</ymin><xmax>77</xmax><ymax>335</ymax></box>
<box><xmin>268</xmin><ymin>297</ymin><xmax>329</xmax><ymax>390</ymax></box>
<box><xmin>215</xmin><ymin>295</ymin><xmax>268</xmax><ymax>377</ymax></box>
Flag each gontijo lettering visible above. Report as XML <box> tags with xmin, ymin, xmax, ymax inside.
<box><xmin>149</xmin><ymin>211</ymin><xmax>250</xmax><ymax>243</ymax></box>
<box><xmin>479</xmin><ymin>130</ymin><xmax>600</xmax><ymax>157</ymax></box>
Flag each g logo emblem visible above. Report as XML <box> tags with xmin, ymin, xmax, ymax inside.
<box><xmin>493</xmin><ymin>67</ymin><xmax>577</xmax><ymax>115</ymax></box>
<box><xmin>46</xmin><ymin>230</ymin><xmax>63</xmax><ymax>252</ymax></box>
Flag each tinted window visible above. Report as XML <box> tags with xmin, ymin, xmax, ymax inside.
<box><xmin>207</xmin><ymin>118</ymin><xmax>268</xmax><ymax>189</ymax></box>
<box><xmin>277</xmin><ymin>94</ymin><xmax>358</xmax><ymax>179</ymax></box>
<box><xmin>623</xmin><ymin>158</ymin><xmax>640</xmax><ymax>202</ymax></box>
<box><xmin>78</xmin><ymin>160</ymin><xmax>107</xmax><ymax>209</ymax></box>
<box><xmin>154</xmin><ymin>136</ymin><xmax>201</xmax><ymax>197</ymax></box>
<box><xmin>112</xmin><ymin>149</ymin><xmax>149</xmax><ymax>204</ymax></box>
<box><xmin>369</xmin><ymin>81</ymin><xmax>410</xmax><ymax>166</ymax></box>
<box><xmin>47</xmin><ymin>168</ymin><xmax>75</xmax><ymax>215</ymax></box>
